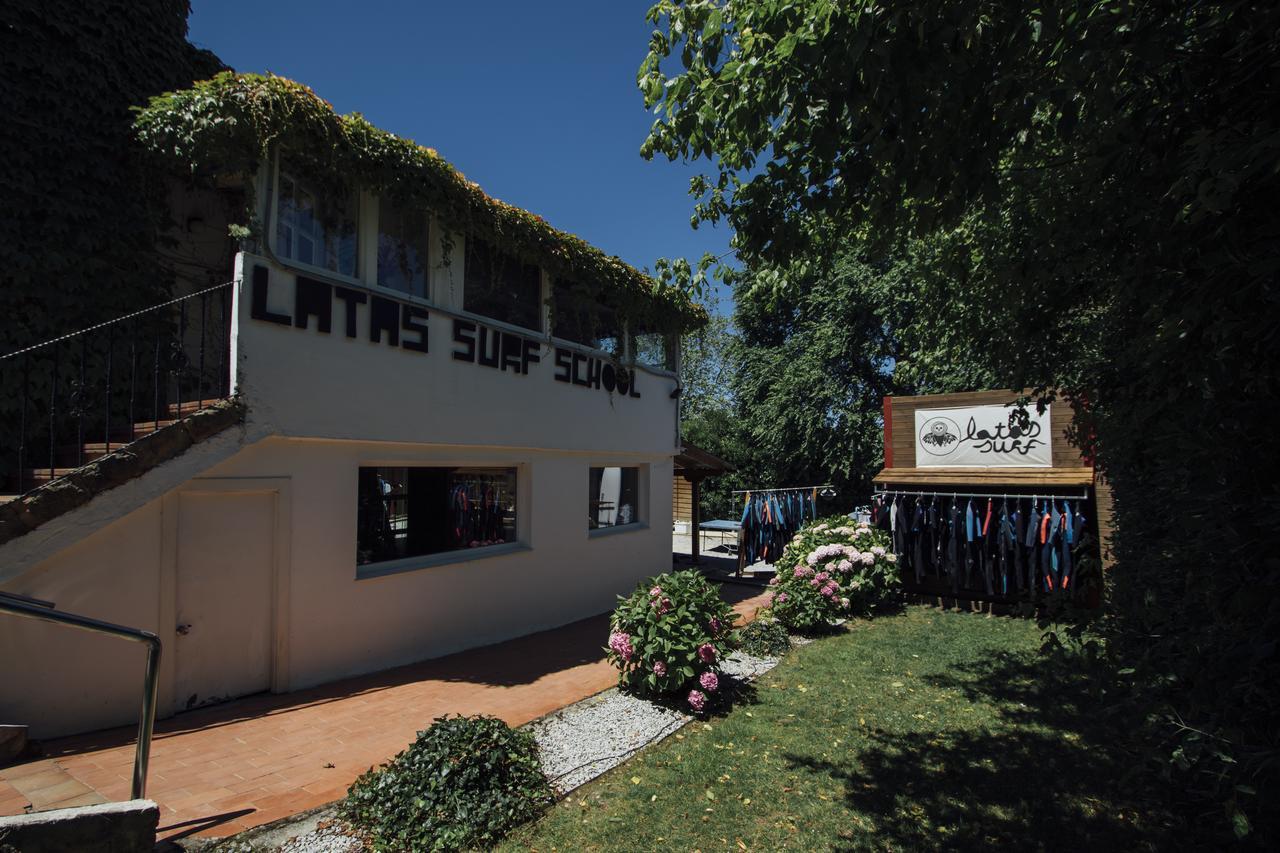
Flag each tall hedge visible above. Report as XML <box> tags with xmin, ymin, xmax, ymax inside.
<box><xmin>0</xmin><ymin>0</ymin><xmax>223</xmax><ymax>355</ymax></box>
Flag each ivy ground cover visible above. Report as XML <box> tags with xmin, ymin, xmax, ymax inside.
<box><xmin>501</xmin><ymin>607</ymin><xmax>1178</xmax><ymax>851</ymax></box>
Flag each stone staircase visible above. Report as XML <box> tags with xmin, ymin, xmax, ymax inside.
<box><xmin>7</xmin><ymin>400</ymin><xmax>226</xmax><ymax>497</ymax></box>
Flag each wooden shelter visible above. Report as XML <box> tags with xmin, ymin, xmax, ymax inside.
<box><xmin>673</xmin><ymin>442</ymin><xmax>734</xmax><ymax>564</ymax></box>
<box><xmin>875</xmin><ymin>389</ymin><xmax>1114</xmax><ymax>586</ymax></box>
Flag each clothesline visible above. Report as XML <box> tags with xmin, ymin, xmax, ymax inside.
<box><xmin>875</xmin><ymin>486</ymin><xmax>1091</xmax><ymax>501</ymax></box>
<box><xmin>732</xmin><ymin>484</ymin><xmax>832</xmax><ymax>495</ymax></box>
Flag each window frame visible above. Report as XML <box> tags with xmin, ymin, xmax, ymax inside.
<box><xmin>460</xmin><ymin>236</ymin><xmax>546</xmax><ymax>334</ymax></box>
<box><xmin>268</xmin><ymin>152</ymin><xmax>363</xmax><ymax>284</ymax></box>
<box><xmin>587</xmin><ymin>464</ymin><xmax>648</xmax><ymax>537</ymax></box>
<box><xmin>374</xmin><ymin>195</ymin><xmax>433</xmax><ymax>301</ymax></box>
<box><xmin>354</xmin><ymin>463</ymin><xmax>527</xmax><ymax>579</ymax></box>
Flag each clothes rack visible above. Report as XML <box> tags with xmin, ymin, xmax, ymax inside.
<box><xmin>871</xmin><ymin>488</ymin><xmax>1095</xmax><ymax>601</ymax></box>
<box><xmin>875</xmin><ymin>486</ymin><xmax>1091</xmax><ymax>501</ymax></box>
<box><xmin>732</xmin><ymin>484</ymin><xmax>833</xmax><ymax>495</ymax></box>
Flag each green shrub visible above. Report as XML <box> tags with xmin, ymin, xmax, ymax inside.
<box><xmin>341</xmin><ymin>715</ymin><xmax>552</xmax><ymax>851</ymax></box>
<box><xmin>607</xmin><ymin>569</ymin><xmax>737</xmax><ymax>713</ymax></box>
<box><xmin>735</xmin><ymin>618</ymin><xmax>791</xmax><ymax>657</ymax></box>
<box><xmin>768</xmin><ymin>516</ymin><xmax>900</xmax><ymax>632</ymax></box>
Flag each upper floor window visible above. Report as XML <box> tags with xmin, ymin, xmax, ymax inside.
<box><xmin>632</xmin><ymin>330</ymin><xmax>677</xmax><ymax>372</ymax></box>
<box><xmin>275</xmin><ymin>169</ymin><xmax>358</xmax><ymax>277</ymax></box>
<box><xmin>377</xmin><ymin>197</ymin><xmax>430</xmax><ymax>299</ymax></box>
<box><xmin>552</xmin><ymin>282</ymin><xmax>621</xmax><ymax>354</ymax></box>
<box><xmin>464</xmin><ymin>239</ymin><xmax>543</xmax><ymax>331</ymax></box>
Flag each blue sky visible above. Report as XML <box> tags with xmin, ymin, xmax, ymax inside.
<box><xmin>188</xmin><ymin>0</ymin><xmax>734</xmax><ymax>311</ymax></box>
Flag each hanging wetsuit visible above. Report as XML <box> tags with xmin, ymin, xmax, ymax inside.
<box><xmin>1059</xmin><ymin>501</ymin><xmax>1074</xmax><ymax>592</ymax></box>
<box><xmin>979</xmin><ymin>498</ymin><xmax>995</xmax><ymax>596</ymax></box>
<box><xmin>928</xmin><ymin>499</ymin><xmax>942</xmax><ymax>578</ymax></box>
<box><xmin>946</xmin><ymin>500</ymin><xmax>962</xmax><ymax>593</ymax></box>
<box><xmin>998</xmin><ymin>502</ymin><xmax>1015</xmax><ymax>594</ymax></box>
<box><xmin>909</xmin><ymin>499</ymin><xmax>924</xmax><ymax>583</ymax></box>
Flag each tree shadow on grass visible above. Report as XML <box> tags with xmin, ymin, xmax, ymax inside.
<box><xmin>782</xmin><ymin>651</ymin><xmax>1176</xmax><ymax>852</ymax></box>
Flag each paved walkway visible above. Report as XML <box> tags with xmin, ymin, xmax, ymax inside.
<box><xmin>0</xmin><ymin>584</ymin><xmax>770</xmax><ymax>842</ymax></box>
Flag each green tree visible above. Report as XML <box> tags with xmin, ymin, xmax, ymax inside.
<box><xmin>640</xmin><ymin>1</ymin><xmax>1280</xmax><ymax>843</ymax></box>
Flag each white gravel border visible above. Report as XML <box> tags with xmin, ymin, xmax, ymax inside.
<box><xmin>224</xmin><ymin>639</ymin><xmax>795</xmax><ymax>851</ymax></box>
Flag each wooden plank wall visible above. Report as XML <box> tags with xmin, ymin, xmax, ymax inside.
<box><xmin>673</xmin><ymin>476</ymin><xmax>693</xmax><ymax>523</ymax></box>
<box><xmin>1094</xmin><ymin>472</ymin><xmax>1116</xmax><ymax>571</ymax></box>
<box><xmin>886</xmin><ymin>390</ymin><xmax>1089</xmax><ymax>470</ymax></box>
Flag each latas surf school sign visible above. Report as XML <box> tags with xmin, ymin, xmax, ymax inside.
<box><xmin>914</xmin><ymin>404</ymin><xmax>1052</xmax><ymax>467</ymax></box>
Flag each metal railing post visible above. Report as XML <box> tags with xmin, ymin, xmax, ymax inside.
<box><xmin>0</xmin><ymin>592</ymin><xmax>162</xmax><ymax>800</ymax></box>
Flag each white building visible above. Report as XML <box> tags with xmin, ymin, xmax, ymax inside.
<box><xmin>0</xmin><ymin>77</ymin><xmax>702</xmax><ymax>739</ymax></box>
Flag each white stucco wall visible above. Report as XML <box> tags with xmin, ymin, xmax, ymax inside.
<box><xmin>0</xmin><ymin>500</ymin><xmax>167</xmax><ymax>738</ymax></box>
<box><xmin>1</xmin><ymin>252</ymin><xmax>681</xmax><ymax>739</ymax></box>
<box><xmin>0</xmin><ymin>439</ymin><xmax>673</xmax><ymax>739</ymax></box>
<box><xmin>233</xmin><ymin>252</ymin><xmax>680</xmax><ymax>455</ymax></box>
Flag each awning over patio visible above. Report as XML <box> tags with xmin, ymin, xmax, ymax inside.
<box><xmin>675</xmin><ymin>442</ymin><xmax>734</xmax><ymax>482</ymax></box>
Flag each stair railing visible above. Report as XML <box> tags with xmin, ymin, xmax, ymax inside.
<box><xmin>0</xmin><ymin>590</ymin><xmax>161</xmax><ymax>800</ymax></box>
<box><xmin>0</xmin><ymin>280</ymin><xmax>234</xmax><ymax>496</ymax></box>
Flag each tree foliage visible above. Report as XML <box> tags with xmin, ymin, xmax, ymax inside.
<box><xmin>643</xmin><ymin>1</ymin><xmax>1280</xmax><ymax>843</ymax></box>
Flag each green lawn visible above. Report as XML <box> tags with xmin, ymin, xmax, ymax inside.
<box><xmin>501</xmin><ymin>606</ymin><xmax>1174</xmax><ymax>852</ymax></box>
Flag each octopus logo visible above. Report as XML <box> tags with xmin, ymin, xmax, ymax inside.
<box><xmin>918</xmin><ymin>416</ymin><xmax>960</xmax><ymax>456</ymax></box>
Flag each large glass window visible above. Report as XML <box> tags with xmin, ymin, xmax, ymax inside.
<box><xmin>632</xmin><ymin>330</ymin><xmax>677</xmax><ymax>372</ymax></box>
<box><xmin>357</xmin><ymin>466</ymin><xmax>517</xmax><ymax>566</ymax></box>
<box><xmin>377</xmin><ymin>197</ymin><xmax>430</xmax><ymax>298</ymax></box>
<box><xmin>275</xmin><ymin>169</ymin><xmax>358</xmax><ymax>277</ymax></box>
<box><xmin>589</xmin><ymin>466</ymin><xmax>640</xmax><ymax>530</ymax></box>
<box><xmin>463</xmin><ymin>239</ymin><xmax>542</xmax><ymax>331</ymax></box>
<box><xmin>553</xmin><ymin>282</ymin><xmax>622</xmax><ymax>353</ymax></box>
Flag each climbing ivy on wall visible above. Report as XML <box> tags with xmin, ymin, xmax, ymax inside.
<box><xmin>132</xmin><ymin>72</ymin><xmax>707</xmax><ymax>337</ymax></box>
<box><xmin>0</xmin><ymin>1</ymin><xmax>226</xmax><ymax>485</ymax></box>
<box><xmin>0</xmin><ymin>0</ymin><xmax>225</xmax><ymax>356</ymax></box>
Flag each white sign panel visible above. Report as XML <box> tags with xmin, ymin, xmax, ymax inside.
<box><xmin>914</xmin><ymin>404</ymin><xmax>1052</xmax><ymax>467</ymax></box>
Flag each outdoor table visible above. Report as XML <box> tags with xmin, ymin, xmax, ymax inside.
<box><xmin>698</xmin><ymin>519</ymin><xmax>741</xmax><ymax>555</ymax></box>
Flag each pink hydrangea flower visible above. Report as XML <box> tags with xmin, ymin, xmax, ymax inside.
<box><xmin>815</xmin><ymin>571</ymin><xmax>830</xmax><ymax>582</ymax></box>
<box><xmin>837</xmin><ymin>559</ymin><xmax>853</xmax><ymax>571</ymax></box>
<box><xmin>697</xmin><ymin>643</ymin><xmax>717</xmax><ymax>663</ymax></box>
<box><xmin>821</xmin><ymin>584</ymin><xmax>836</xmax><ymax>597</ymax></box>
<box><xmin>810</xmin><ymin>577</ymin><xmax>822</xmax><ymax>587</ymax></box>
<box><xmin>687</xmin><ymin>689</ymin><xmax>707</xmax><ymax>712</ymax></box>
<box><xmin>608</xmin><ymin>631</ymin><xmax>634</xmax><ymax>662</ymax></box>
<box><xmin>653</xmin><ymin>660</ymin><xmax>667</xmax><ymax>676</ymax></box>
<box><xmin>709</xmin><ymin>617</ymin><xmax>723</xmax><ymax>635</ymax></box>
<box><xmin>871</xmin><ymin>546</ymin><xmax>886</xmax><ymax>557</ymax></box>
<box><xmin>650</xmin><ymin>585</ymin><xmax>663</xmax><ymax>597</ymax></box>
<box><xmin>777</xmin><ymin>592</ymin><xmax>789</xmax><ymax>603</ymax></box>
<box><xmin>699</xmin><ymin>671</ymin><xmax>719</xmax><ymax>692</ymax></box>
<box><xmin>862</xmin><ymin>552</ymin><xmax>876</xmax><ymax>565</ymax></box>
<box><xmin>768</xmin><ymin>576</ymin><xmax>780</xmax><ymax>586</ymax></box>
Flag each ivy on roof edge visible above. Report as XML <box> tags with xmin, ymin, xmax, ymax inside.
<box><xmin>131</xmin><ymin>72</ymin><xmax>707</xmax><ymax>333</ymax></box>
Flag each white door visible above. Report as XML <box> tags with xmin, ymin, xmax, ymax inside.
<box><xmin>174</xmin><ymin>491</ymin><xmax>275</xmax><ymax>711</ymax></box>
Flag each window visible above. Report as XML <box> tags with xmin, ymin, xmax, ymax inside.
<box><xmin>357</xmin><ymin>466</ymin><xmax>517</xmax><ymax>567</ymax></box>
<box><xmin>275</xmin><ymin>169</ymin><xmax>358</xmax><ymax>277</ymax></box>
<box><xmin>632</xmin><ymin>331</ymin><xmax>677</xmax><ymax>372</ymax></box>
<box><xmin>377</xmin><ymin>197</ymin><xmax>430</xmax><ymax>298</ymax></box>
<box><xmin>463</xmin><ymin>239</ymin><xmax>542</xmax><ymax>331</ymax></box>
<box><xmin>553</xmin><ymin>282</ymin><xmax>622</xmax><ymax>353</ymax></box>
<box><xmin>589</xmin><ymin>466</ymin><xmax>640</xmax><ymax>530</ymax></box>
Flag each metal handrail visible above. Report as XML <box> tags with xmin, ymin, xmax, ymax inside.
<box><xmin>0</xmin><ymin>591</ymin><xmax>161</xmax><ymax>800</ymax></box>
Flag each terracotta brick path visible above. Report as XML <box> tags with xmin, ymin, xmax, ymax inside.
<box><xmin>0</xmin><ymin>584</ymin><xmax>770</xmax><ymax>842</ymax></box>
